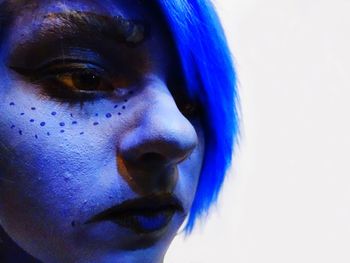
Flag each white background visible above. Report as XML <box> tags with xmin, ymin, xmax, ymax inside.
<box><xmin>166</xmin><ymin>0</ymin><xmax>350</xmax><ymax>262</ymax></box>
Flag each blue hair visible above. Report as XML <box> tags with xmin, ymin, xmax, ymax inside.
<box><xmin>155</xmin><ymin>0</ymin><xmax>239</xmax><ymax>233</ymax></box>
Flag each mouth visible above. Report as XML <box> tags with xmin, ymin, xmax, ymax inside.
<box><xmin>85</xmin><ymin>193</ymin><xmax>184</xmax><ymax>233</ymax></box>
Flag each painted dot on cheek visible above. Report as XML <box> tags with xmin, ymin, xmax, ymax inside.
<box><xmin>106</xmin><ymin>113</ymin><xmax>112</xmax><ymax>118</ymax></box>
<box><xmin>20</xmin><ymin>113</ymin><xmax>25</xmax><ymax>116</ymax></box>
<box><xmin>31</xmin><ymin>107</ymin><xmax>36</xmax><ymax>111</ymax></box>
<box><xmin>19</xmin><ymin>130</ymin><xmax>22</xmax><ymax>135</ymax></box>
<box><xmin>35</xmin><ymin>135</ymin><xmax>38</xmax><ymax>139</ymax></box>
<box><xmin>114</xmin><ymin>105</ymin><xmax>118</xmax><ymax>109</ymax></box>
<box><xmin>122</xmin><ymin>106</ymin><xmax>126</xmax><ymax>110</ymax></box>
<box><xmin>11</xmin><ymin>125</ymin><xmax>15</xmax><ymax>129</ymax></box>
<box><xmin>51</xmin><ymin>112</ymin><xmax>57</xmax><ymax>116</ymax></box>
<box><xmin>9</xmin><ymin>102</ymin><xmax>15</xmax><ymax>106</ymax></box>
<box><xmin>70</xmin><ymin>113</ymin><xmax>73</xmax><ymax>117</ymax></box>
<box><xmin>40</xmin><ymin>122</ymin><xmax>46</xmax><ymax>127</ymax></box>
<box><xmin>72</xmin><ymin>121</ymin><xmax>78</xmax><ymax>125</ymax></box>
<box><xmin>93</xmin><ymin>122</ymin><xmax>99</xmax><ymax>126</ymax></box>
<box><xmin>80</xmin><ymin>132</ymin><xmax>84</xmax><ymax>135</ymax></box>
<box><xmin>30</xmin><ymin>119</ymin><xmax>35</xmax><ymax>123</ymax></box>
<box><xmin>118</xmin><ymin>112</ymin><xmax>121</xmax><ymax>116</ymax></box>
<box><xmin>47</xmin><ymin>132</ymin><xmax>50</xmax><ymax>136</ymax></box>
<box><xmin>59</xmin><ymin>122</ymin><xmax>65</xmax><ymax>127</ymax></box>
<box><xmin>60</xmin><ymin>130</ymin><xmax>65</xmax><ymax>133</ymax></box>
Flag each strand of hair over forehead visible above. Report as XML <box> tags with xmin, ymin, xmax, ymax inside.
<box><xmin>155</xmin><ymin>0</ymin><xmax>239</xmax><ymax>233</ymax></box>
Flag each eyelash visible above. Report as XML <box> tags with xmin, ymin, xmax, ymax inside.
<box><xmin>14</xmin><ymin>60</ymin><xmax>133</xmax><ymax>105</ymax></box>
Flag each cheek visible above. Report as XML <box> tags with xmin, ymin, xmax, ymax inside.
<box><xmin>0</xmin><ymin>81</ymin><xmax>136</xmax><ymax>251</ymax></box>
<box><xmin>177</xmin><ymin>122</ymin><xmax>205</xmax><ymax>212</ymax></box>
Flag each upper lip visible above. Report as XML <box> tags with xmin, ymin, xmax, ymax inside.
<box><xmin>84</xmin><ymin>193</ymin><xmax>184</xmax><ymax>224</ymax></box>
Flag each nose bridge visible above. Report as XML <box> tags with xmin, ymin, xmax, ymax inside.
<box><xmin>143</xmin><ymin>83</ymin><xmax>198</xmax><ymax>158</ymax></box>
<box><xmin>118</xmin><ymin>77</ymin><xmax>198</xmax><ymax>195</ymax></box>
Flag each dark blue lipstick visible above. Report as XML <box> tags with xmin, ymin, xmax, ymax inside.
<box><xmin>85</xmin><ymin>194</ymin><xmax>183</xmax><ymax>233</ymax></box>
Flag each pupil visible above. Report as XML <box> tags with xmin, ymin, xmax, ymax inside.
<box><xmin>73</xmin><ymin>72</ymin><xmax>101</xmax><ymax>91</ymax></box>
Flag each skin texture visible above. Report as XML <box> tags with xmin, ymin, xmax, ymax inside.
<box><xmin>0</xmin><ymin>0</ymin><xmax>205</xmax><ymax>262</ymax></box>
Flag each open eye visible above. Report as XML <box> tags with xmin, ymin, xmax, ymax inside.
<box><xmin>54</xmin><ymin>68</ymin><xmax>114</xmax><ymax>94</ymax></box>
<box><xmin>10</xmin><ymin>60</ymin><xmax>134</xmax><ymax>103</ymax></box>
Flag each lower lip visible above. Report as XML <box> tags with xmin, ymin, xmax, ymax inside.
<box><xmin>111</xmin><ymin>208</ymin><xmax>176</xmax><ymax>233</ymax></box>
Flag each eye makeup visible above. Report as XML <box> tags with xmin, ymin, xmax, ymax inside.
<box><xmin>6</xmin><ymin>11</ymin><xmax>151</xmax><ymax>105</ymax></box>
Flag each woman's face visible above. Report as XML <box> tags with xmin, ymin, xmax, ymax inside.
<box><xmin>0</xmin><ymin>0</ymin><xmax>204</xmax><ymax>262</ymax></box>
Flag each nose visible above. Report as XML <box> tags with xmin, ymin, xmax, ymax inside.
<box><xmin>117</xmin><ymin>77</ymin><xmax>198</xmax><ymax>195</ymax></box>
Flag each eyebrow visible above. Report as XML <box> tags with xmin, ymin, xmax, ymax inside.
<box><xmin>0</xmin><ymin>3</ymin><xmax>148</xmax><ymax>46</ymax></box>
<box><xmin>34</xmin><ymin>11</ymin><xmax>148</xmax><ymax>46</ymax></box>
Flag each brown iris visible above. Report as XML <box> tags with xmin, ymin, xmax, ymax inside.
<box><xmin>57</xmin><ymin>69</ymin><xmax>112</xmax><ymax>93</ymax></box>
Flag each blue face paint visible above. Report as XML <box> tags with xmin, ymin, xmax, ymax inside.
<box><xmin>40</xmin><ymin>122</ymin><xmax>46</xmax><ymax>127</ymax></box>
<box><xmin>0</xmin><ymin>0</ymin><xmax>221</xmax><ymax>261</ymax></box>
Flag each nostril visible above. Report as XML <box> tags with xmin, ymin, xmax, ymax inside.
<box><xmin>137</xmin><ymin>152</ymin><xmax>167</xmax><ymax>169</ymax></box>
